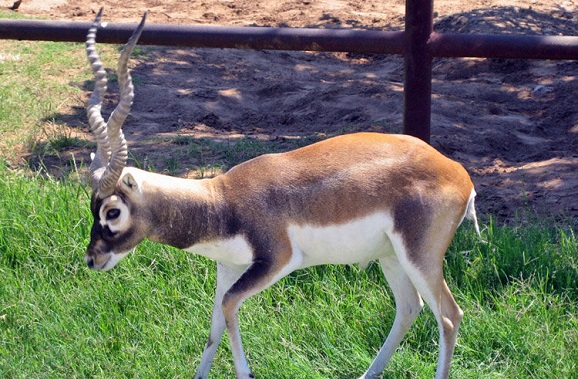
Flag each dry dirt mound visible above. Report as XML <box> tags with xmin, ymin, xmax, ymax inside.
<box><xmin>8</xmin><ymin>0</ymin><xmax>578</xmax><ymax>227</ymax></box>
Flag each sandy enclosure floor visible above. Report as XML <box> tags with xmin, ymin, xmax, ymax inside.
<box><xmin>4</xmin><ymin>0</ymin><xmax>578</xmax><ymax>226</ymax></box>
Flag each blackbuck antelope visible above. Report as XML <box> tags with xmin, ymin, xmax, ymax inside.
<box><xmin>84</xmin><ymin>10</ymin><xmax>480</xmax><ymax>379</ymax></box>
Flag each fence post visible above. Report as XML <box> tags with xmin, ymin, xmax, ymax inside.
<box><xmin>403</xmin><ymin>0</ymin><xmax>434</xmax><ymax>143</ymax></box>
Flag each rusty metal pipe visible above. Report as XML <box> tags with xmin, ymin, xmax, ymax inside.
<box><xmin>2</xmin><ymin>19</ymin><xmax>576</xmax><ymax>58</ymax></box>
<box><xmin>430</xmin><ymin>32</ymin><xmax>578</xmax><ymax>59</ymax></box>
<box><xmin>0</xmin><ymin>19</ymin><xmax>405</xmax><ymax>54</ymax></box>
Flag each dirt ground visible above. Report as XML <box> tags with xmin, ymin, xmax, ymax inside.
<box><xmin>5</xmin><ymin>0</ymin><xmax>578</xmax><ymax>226</ymax></box>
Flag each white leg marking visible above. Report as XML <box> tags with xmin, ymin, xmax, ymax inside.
<box><xmin>194</xmin><ymin>263</ymin><xmax>245</xmax><ymax>379</ymax></box>
<box><xmin>434</xmin><ymin>280</ymin><xmax>463</xmax><ymax>379</ymax></box>
<box><xmin>386</xmin><ymin>233</ymin><xmax>462</xmax><ymax>379</ymax></box>
<box><xmin>225</xmin><ymin>251</ymin><xmax>304</xmax><ymax>378</ymax></box>
<box><xmin>360</xmin><ymin>255</ymin><xmax>424</xmax><ymax>379</ymax></box>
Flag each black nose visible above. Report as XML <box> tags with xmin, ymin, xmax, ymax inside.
<box><xmin>85</xmin><ymin>256</ymin><xmax>94</xmax><ymax>268</ymax></box>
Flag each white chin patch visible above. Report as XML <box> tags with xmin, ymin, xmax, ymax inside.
<box><xmin>100</xmin><ymin>250</ymin><xmax>132</xmax><ymax>271</ymax></box>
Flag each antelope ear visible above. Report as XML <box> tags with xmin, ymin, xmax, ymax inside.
<box><xmin>120</xmin><ymin>172</ymin><xmax>141</xmax><ymax>195</ymax></box>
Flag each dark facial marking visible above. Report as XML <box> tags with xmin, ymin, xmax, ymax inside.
<box><xmin>87</xmin><ymin>192</ymin><xmax>136</xmax><ymax>255</ymax></box>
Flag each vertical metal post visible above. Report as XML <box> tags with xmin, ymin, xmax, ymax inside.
<box><xmin>403</xmin><ymin>0</ymin><xmax>434</xmax><ymax>143</ymax></box>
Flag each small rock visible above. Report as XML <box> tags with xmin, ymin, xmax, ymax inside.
<box><xmin>531</xmin><ymin>85</ymin><xmax>555</xmax><ymax>97</ymax></box>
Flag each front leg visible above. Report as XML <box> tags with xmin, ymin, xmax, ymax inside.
<box><xmin>222</xmin><ymin>249</ymin><xmax>300</xmax><ymax>378</ymax></box>
<box><xmin>195</xmin><ymin>263</ymin><xmax>245</xmax><ymax>379</ymax></box>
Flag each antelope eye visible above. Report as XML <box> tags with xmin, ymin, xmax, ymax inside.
<box><xmin>106</xmin><ymin>208</ymin><xmax>121</xmax><ymax>220</ymax></box>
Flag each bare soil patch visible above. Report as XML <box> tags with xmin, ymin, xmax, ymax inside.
<box><xmin>6</xmin><ymin>0</ymin><xmax>578</xmax><ymax>226</ymax></box>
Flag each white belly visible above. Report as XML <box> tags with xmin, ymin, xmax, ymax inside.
<box><xmin>185</xmin><ymin>212</ymin><xmax>395</xmax><ymax>269</ymax></box>
<box><xmin>287</xmin><ymin>212</ymin><xmax>395</xmax><ymax>268</ymax></box>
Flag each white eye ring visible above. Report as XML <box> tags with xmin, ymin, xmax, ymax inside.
<box><xmin>99</xmin><ymin>197</ymin><xmax>130</xmax><ymax>230</ymax></box>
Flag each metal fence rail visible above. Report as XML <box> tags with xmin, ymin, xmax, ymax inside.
<box><xmin>0</xmin><ymin>20</ymin><xmax>407</xmax><ymax>53</ymax></box>
<box><xmin>2</xmin><ymin>19</ymin><xmax>575</xmax><ymax>58</ymax></box>
<box><xmin>1</xmin><ymin>0</ymin><xmax>577</xmax><ymax>142</ymax></box>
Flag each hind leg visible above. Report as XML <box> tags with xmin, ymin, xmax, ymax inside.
<box><xmin>433</xmin><ymin>280</ymin><xmax>463</xmax><ymax>379</ymax></box>
<box><xmin>396</xmin><ymin>252</ymin><xmax>463</xmax><ymax>379</ymax></box>
<box><xmin>360</xmin><ymin>255</ymin><xmax>424</xmax><ymax>379</ymax></box>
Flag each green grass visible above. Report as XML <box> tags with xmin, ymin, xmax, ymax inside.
<box><xmin>0</xmin><ymin>162</ymin><xmax>576</xmax><ymax>378</ymax></box>
<box><xmin>0</xmin><ymin>10</ymin><xmax>120</xmax><ymax>165</ymax></box>
<box><xmin>0</xmin><ymin>39</ymin><xmax>84</xmax><ymax>158</ymax></box>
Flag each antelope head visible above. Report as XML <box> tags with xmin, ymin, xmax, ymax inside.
<box><xmin>84</xmin><ymin>9</ymin><xmax>147</xmax><ymax>270</ymax></box>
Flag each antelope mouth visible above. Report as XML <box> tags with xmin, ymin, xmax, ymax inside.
<box><xmin>85</xmin><ymin>252</ymin><xmax>113</xmax><ymax>271</ymax></box>
<box><xmin>85</xmin><ymin>249</ymin><xmax>133</xmax><ymax>271</ymax></box>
